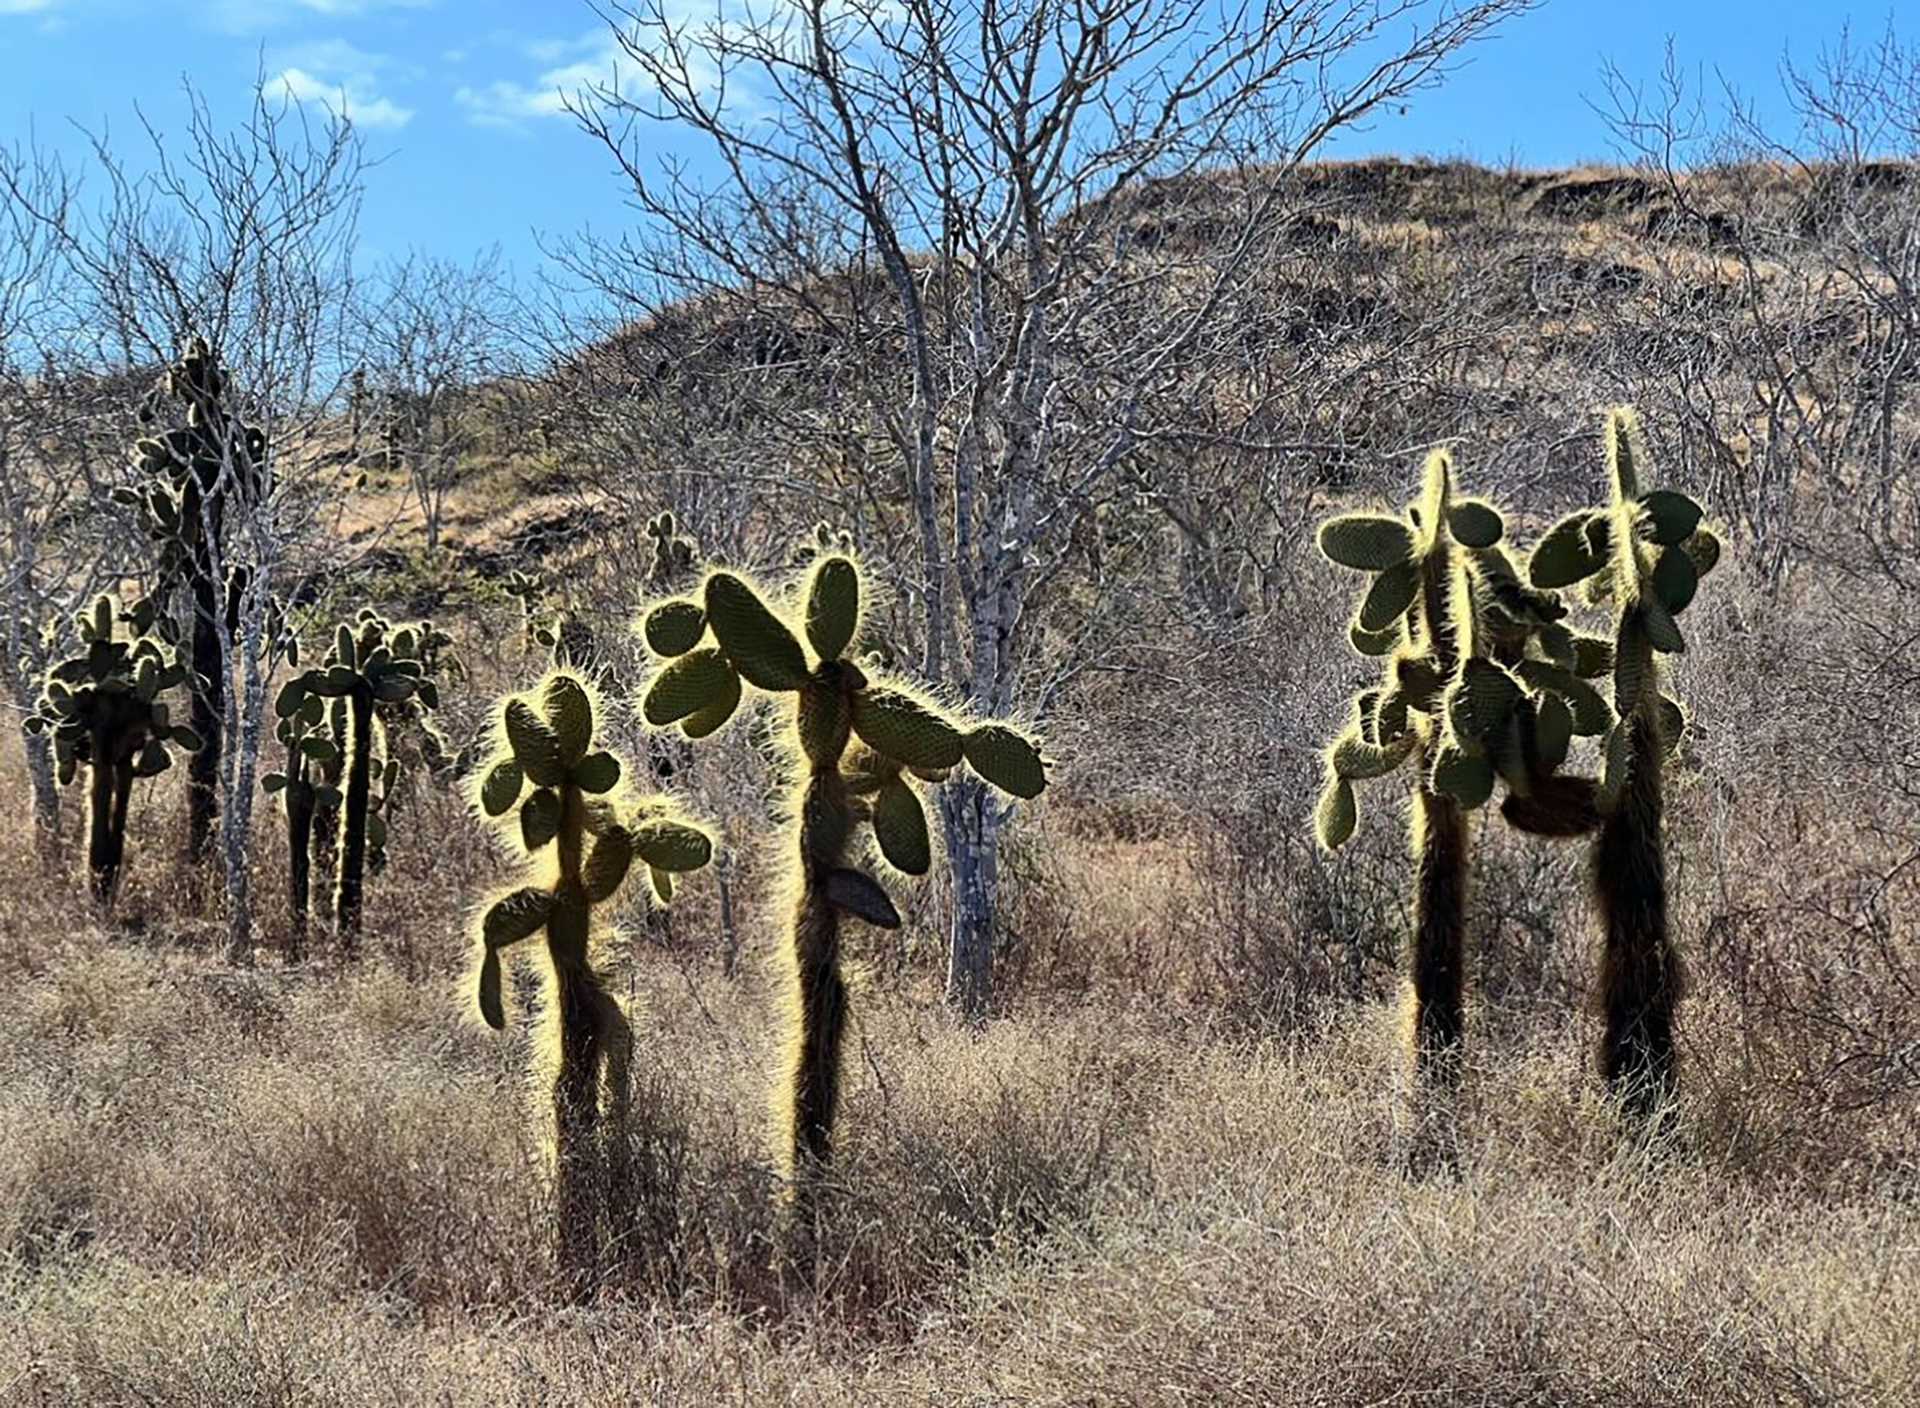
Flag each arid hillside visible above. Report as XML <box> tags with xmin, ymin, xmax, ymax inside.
<box><xmin>3</xmin><ymin>152</ymin><xmax>1918</xmax><ymax>1405</ymax></box>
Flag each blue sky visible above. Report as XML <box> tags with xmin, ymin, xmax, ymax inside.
<box><xmin>0</xmin><ymin>0</ymin><xmax>1912</xmax><ymax>278</ymax></box>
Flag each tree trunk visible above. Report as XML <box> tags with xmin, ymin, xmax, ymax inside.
<box><xmin>186</xmin><ymin>570</ymin><xmax>224</xmax><ymax>876</ymax></box>
<box><xmin>940</xmin><ymin>774</ymin><xmax>1002</xmax><ymax>1023</ymax></box>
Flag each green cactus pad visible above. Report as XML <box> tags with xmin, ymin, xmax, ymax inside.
<box><xmin>481</xmin><ymin>759</ymin><xmax>524</xmax><ymax>817</ymax></box>
<box><xmin>583</xmin><ymin>826</ymin><xmax>635</xmax><ymax>902</ymax></box>
<box><xmin>1390</xmin><ymin>654</ymin><xmax>1444</xmax><ymax>712</ymax></box>
<box><xmin>961</xmin><ymin>723</ymin><xmax>1047</xmax><ymax>799</ymax></box>
<box><xmin>1331</xmin><ymin>727</ymin><xmax>1414</xmax><ymax>781</ymax></box>
<box><xmin>484</xmin><ymin>885</ymin><xmax>553</xmax><ymax>950</ymax></box>
<box><xmin>1349</xmin><ymin>620</ymin><xmax>1400</xmax><ymax>656</ymax></box>
<box><xmin>1456</xmin><ymin>659</ymin><xmax>1524</xmax><ymax>739</ymax></box>
<box><xmin>1515</xmin><ymin>661</ymin><xmax>1611</xmax><ymax>736</ymax></box>
<box><xmin>572</xmin><ymin>751</ymin><xmax>621</xmax><ymax>794</ymax></box>
<box><xmin>1501</xmin><ymin>775</ymin><xmax>1601</xmax><ymax>838</ymax></box>
<box><xmin>643</xmin><ymin>598</ymin><xmax>707</xmax><ymax>657</ymax></box>
<box><xmin>477</xmin><ymin>950</ymin><xmax>506</xmax><ymax>1030</ymax></box>
<box><xmin>703</xmin><ymin>572</ymin><xmax>810</xmax><ymax>690</ymax></box>
<box><xmin>1447</xmin><ymin>499</ymin><xmax>1504</xmax><ymax>548</ymax></box>
<box><xmin>543</xmin><ymin>675</ymin><xmax>594</xmax><ymax>766</ymax></box>
<box><xmin>823</xmin><ymin>868</ymin><xmax>902</xmax><ymax>928</ymax></box>
<box><xmin>505</xmin><ymin>699</ymin><xmax>566</xmax><ymax>786</ymax></box>
<box><xmin>873</xmin><ymin>777</ymin><xmax>932</xmax><ymax>875</ymax></box>
<box><xmin>1682</xmin><ymin>528</ymin><xmax>1722</xmax><ymax>578</ymax></box>
<box><xmin>681</xmin><ymin>666</ymin><xmax>743</xmax><ymax>739</ymax></box>
<box><xmin>1357</xmin><ymin>559</ymin><xmax>1420</xmax><ymax>633</ymax></box>
<box><xmin>1528</xmin><ymin>511</ymin><xmax>1606</xmax><ymax>589</ymax></box>
<box><xmin>1658</xmin><ymin>695</ymin><xmax>1686</xmax><ymax>752</ymax></box>
<box><xmin>805</xmin><ymin>556</ymin><xmax>860</xmax><ymax>662</ymax></box>
<box><xmin>1314</xmin><ymin>774</ymin><xmax>1357</xmax><ymax>850</ymax></box>
<box><xmin>1429</xmin><ymin>748</ymin><xmax>1495</xmax><ymax>808</ymax></box>
<box><xmin>650</xmin><ymin>866</ymin><xmax>674</xmax><ymax>903</ymax></box>
<box><xmin>520</xmin><ymin>788</ymin><xmax>562</xmax><ymax>851</ymax></box>
<box><xmin>1642</xmin><ymin>598</ymin><xmax>1686</xmax><ymax>654</ymax></box>
<box><xmin>1639</xmin><ymin>490</ymin><xmax>1702</xmax><ymax>547</ymax></box>
<box><xmin>643</xmin><ymin>647</ymin><xmax>736</xmax><ymax>726</ymax></box>
<box><xmin>1571</xmin><ymin>635</ymin><xmax>1614</xmax><ymax>679</ymax></box>
<box><xmin>1535</xmin><ymin>691</ymin><xmax>1573</xmax><ymax>770</ymax></box>
<box><xmin>1318</xmin><ymin>514</ymin><xmax>1413</xmax><ymax>572</ymax></box>
<box><xmin>851</xmin><ymin>687</ymin><xmax>964</xmax><ymax>770</ymax></box>
<box><xmin>632</xmin><ymin>817</ymin><xmax>712</xmax><ymax>872</ymax></box>
<box><xmin>1374</xmin><ymin>692</ymin><xmax>1410</xmax><ymax>742</ymax></box>
<box><xmin>1651</xmin><ymin>546</ymin><xmax>1697</xmax><ymax>616</ymax></box>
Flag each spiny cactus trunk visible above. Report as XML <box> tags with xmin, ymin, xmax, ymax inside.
<box><xmin>783</xmin><ymin>769</ymin><xmax>852</xmax><ymax>1245</ymax></box>
<box><xmin>334</xmin><ymin>684</ymin><xmax>375</xmax><ymax>948</ymax></box>
<box><xmin>85</xmin><ymin>730</ymin><xmax>117</xmax><ymax>904</ymax></box>
<box><xmin>1410</xmin><ymin>776</ymin><xmax>1469</xmax><ymax>1088</ymax></box>
<box><xmin>24</xmin><ymin>728</ymin><xmax>59</xmax><ymax>854</ymax></box>
<box><xmin>186</xmin><ymin>570</ymin><xmax>224</xmax><ymax>874</ymax></box>
<box><xmin>1595</xmin><ymin>709</ymin><xmax>1679</xmax><ymax>1117</ymax></box>
<box><xmin>286</xmin><ymin>756</ymin><xmax>315</xmax><ymax>961</ymax></box>
<box><xmin>551</xmin><ymin>956</ymin><xmax>607</xmax><ymax>1304</ymax></box>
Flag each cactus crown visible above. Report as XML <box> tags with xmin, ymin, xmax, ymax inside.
<box><xmin>470</xmin><ymin>670</ymin><xmax>714</xmax><ymax>1028</ymax></box>
<box><xmin>26</xmin><ymin>594</ymin><xmax>204</xmax><ymax>785</ymax></box>
<box><xmin>1313</xmin><ymin>450</ymin><xmax>1616</xmax><ymax>849</ymax></box>
<box><xmin>637</xmin><ymin>547</ymin><xmax>1048</xmax><ymax>889</ymax></box>
<box><xmin>1525</xmin><ymin>407</ymin><xmax>1723</xmax><ymax>801</ymax></box>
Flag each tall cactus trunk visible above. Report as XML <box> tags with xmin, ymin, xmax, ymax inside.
<box><xmin>86</xmin><ymin>729</ymin><xmax>117</xmax><ymax>905</ymax></box>
<box><xmin>186</xmin><ymin>568</ymin><xmax>224</xmax><ymax>875</ymax></box>
<box><xmin>551</xmin><ymin>956</ymin><xmax>606</xmax><ymax>1304</ymax></box>
<box><xmin>782</xmin><ymin>768</ymin><xmax>853</xmax><ymax>1259</ymax></box>
<box><xmin>286</xmin><ymin>751</ymin><xmax>315</xmax><ymax>961</ymax></box>
<box><xmin>1596</xmin><ymin>708</ymin><xmax>1679</xmax><ymax>1117</ymax></box>
<box><xmin>1410</xmin><ymin>774</ymin><xmax>1469</xmax><ymax>1085</ymax></box>
<box><xmin>24</xmin><ymin>728</ymin><xmax>59</xmax><ymax>858</ymax></box>
<box><xmin>333</xmin><ymin>684</ymin><xmax>374</xmax><ymax>949</ymax></box>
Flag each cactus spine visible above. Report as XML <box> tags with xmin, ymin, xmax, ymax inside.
<box><xmin>1526</xmin><ymin>408</ymin><xmax>1722</xmax><ymax>1116</ymax></box>
<box><xmin>26</xmin><ymin>595</ymin><xmax>201</xmax><ymax>904</ymax></box>
<box><xmin>471</xmin><ymin>670</ymin><xmax>713</xmax><ymax>1300</ymax></box>
<box><xmin>637</xmin><ymin>539</ymin><xmax>1047</xmax><ymax>1229</ymax></box>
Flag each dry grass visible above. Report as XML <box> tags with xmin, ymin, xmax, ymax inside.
<box><xmin>0</xmin><ymin>750</ymin><xmax>1915</xmax><ymax>1405</ymax></box>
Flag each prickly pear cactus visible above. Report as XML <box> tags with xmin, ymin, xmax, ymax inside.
<box><xmin>25</xmin><ymin>594</ymin><xmax>202</xmax><ymax>904</ymax></box>
<box><xmin>636</xmin><ymin>546</ymin><xmax>1047</xmax><ymax>1225</ymax></box>
<box><xmin>469</xmin><ymin>669</ymin><xmax>713</xmax><ymax>1301</ymax></box>
<box><xmin>1525</xmin><ymin>407</ymin><xmax>1723</xmax><ymax>1116</ymax></box>
<box><xmin>115</xmin><ymin>336</ymin><xmax>267</xmax><ymax>872</ymax></box>
<box><xmin>262</xmin><ymin>670</ymin><xmax>343</xmax><ymax>954</ymax></box>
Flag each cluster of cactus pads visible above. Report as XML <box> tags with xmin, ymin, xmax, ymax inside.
<box><xmin>636</xmin><ymin>539</ymin><xmax>1046</xmax><ymax>1223</ymax></box>
<box><xmin>1313</xmin><ymin>408</ymin><xmax>1720</xmax><ymax>1124</ymax></box>
<box><xmin>470</xmin><ymin>670</ymin><xmax>713</xmax><ymax>1298</ymax></box>
<box><xmin>26</xmin><ymin>595</ymin><xmax>201</xmax><ymax>903</ymax></box>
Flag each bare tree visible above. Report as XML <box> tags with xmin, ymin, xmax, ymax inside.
<box><xmin>559</xmin><ymin>0</ymin><xmax>1534</xmax><ymax>1016</ymax></box>
<box><xmin>3</xmin><ymin>79</ymin><xmax>367</xmax><ymax>958</ymax></box>
<box><xmin>358</xmin><ymin>248</ymin><xmax>516</xmax><ymax>550</ymax></box>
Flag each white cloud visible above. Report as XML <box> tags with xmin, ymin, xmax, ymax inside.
<box><xmin>454</xmin><ymin>31</ymin><xmax>631</xmax><ymax>127</ymax></box>
<box><xmin>203</xmin><ymin>0</ymin><xmax>427</xmax><ymax>33</ymax></box>
<box><xmin>276</xmin><ymin>63</ymin><xmax>414</xmax><ymax>130</ymax></box>
<box><xmin>0</xmin><ymin>0</ymin><xmax>57</xmax><ymax>14</ymax></box>
<box><xmin>453</xmin><ymin>24</ymin><xmax>735</xmax><ymax>129</ymax></box>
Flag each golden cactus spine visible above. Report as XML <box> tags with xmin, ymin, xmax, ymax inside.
<box><xmin>637</xmin><ymin>533</ymin><xmax>1047</xmax><ymax>1229</ymax></box>
<box><xmin>1526</xmin><ymin>408</ymin><xmax>1722</xmax><ymax>1116</ymax></box>
<box><xmin>471</xmin><ymin>670</ymin><xmax>713</xmax><ymax>1301</ymax></box>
